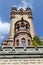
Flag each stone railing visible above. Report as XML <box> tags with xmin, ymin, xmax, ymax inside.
<box><xmin>0</xmin><ymin>47</ymin><xmax>43</xmax><ymax>58</ymax></box>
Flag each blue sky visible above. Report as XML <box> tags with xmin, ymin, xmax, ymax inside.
<box><xmin>0</xmin><ymin>0</ymin><xmax>43</xmax><ymax>46</ymax></box>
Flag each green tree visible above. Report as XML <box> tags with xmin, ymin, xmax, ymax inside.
<box><xmin>32</xmin><ymin>36</ymin><xmax>42</xmax><ymax>47</ymax></box>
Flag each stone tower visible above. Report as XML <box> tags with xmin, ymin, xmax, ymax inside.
<box><xmin>1</xmin><ymin>7</ymin><xmax>43</xmax><ymax>65</ymax></box>
<box><xmin>2</xmin><ymin>7</ymin><xmax>35</xmax><ymax>48</ymax></box>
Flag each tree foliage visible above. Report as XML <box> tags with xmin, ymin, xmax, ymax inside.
<box><xmin>32</xmin><ymin>36</ymin><xmax>42</xmax><ymax>47</ymax></box>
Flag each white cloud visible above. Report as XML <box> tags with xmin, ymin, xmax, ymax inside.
<box><xmin>18</xmin><ymin>0</ymin><xmax>32</xmax><ymax>10</ymax></box>
<box><xmin>0</xmin><ymin>19</ymin><xmax>10</xmax><ymax>43</ymax></box>
<box><xmin>0</xmin><ymin>20</ymin><xmax>10</xmax><ymax>34</ymax></box>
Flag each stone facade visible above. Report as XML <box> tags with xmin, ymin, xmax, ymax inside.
<box><xmin>2</xmin><ymin>7</ymin><xmax>35</xmax><ymax>47</ymax></box>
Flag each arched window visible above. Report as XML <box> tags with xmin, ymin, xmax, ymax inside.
<box><xmin>19</xmin><ymin>26</ymin><xmax>25</xmax><ymax>31</ymax></box>
<box><xmin>17</xmin><ymin>24</ymin><xmax>19</xmax><ymax>30</ymax></box>
<box><xmin>16</xmin><ymin>39</ymin><xmax>19</xmax><ymax>46</ymax></box>
<box><xmin>28</xmin><ymin>40</ymin><xmax>30</xmax><ymax>46</ymax></box>
<box><xmin>26</xmin><ymin>24</ymin><xmax>29</xmax><ymax>30</ymax></box>
<box><xmin>16</xmin><ymin>24</ymin><xmax>19</xmax><ymax>31</ymax></box>
<box><xmin>22</xmin><ymin>38</ymin><xmax>26</xmax><ymax>47</ymax></box>
<box><xmin>19</xmin><ymin>23</ymin><xmax>25</xmax><ymax>31</ymax></box>
<box><xmin>15</xmin><ymin>24</ymin><xmax>19</xmax><ymax>33</ymax></box>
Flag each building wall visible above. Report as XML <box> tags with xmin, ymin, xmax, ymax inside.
<box><xmin>0</xmin><ymin>58</ymin><xmax>43</xmax><ymax>65</ymax></box>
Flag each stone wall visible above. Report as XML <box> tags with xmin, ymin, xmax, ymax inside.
<box><xmin>0</xmin><ymin>58</ymin><xmax>43</xmax><ymax>65</ymax></box>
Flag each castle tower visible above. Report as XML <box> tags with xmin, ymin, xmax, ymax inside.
<box><xmin>2</xmin><ymin>7</ymin><xmax>35</xmax><ymax>47</ymax></box>
<box><xmin>1</xmin><ymin>7</ymin><xmax>43</xmax><ymax>65</ymax></box>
